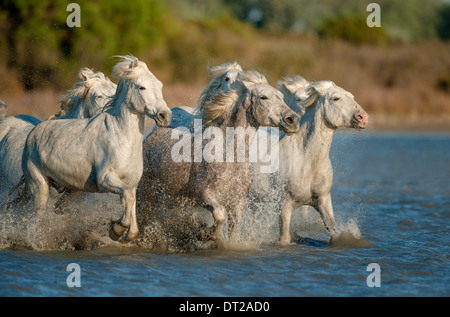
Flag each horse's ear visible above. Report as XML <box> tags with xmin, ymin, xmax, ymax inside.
<box><xmin>130</xmin><ymin>58</ymin><xmax>139</xmax><ymax>69</ymax></box>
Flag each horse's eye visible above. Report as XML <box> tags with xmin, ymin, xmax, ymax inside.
<box><xmin>224</xmin><ymin>77</ymin><xmax>230</xmax><ymax>82</ymax></box>
<box><xmin>96</xmin><ymin>96</ymin><xmax>103</xmax><ymax>99</ymax></box>
<box><xmin>260</xmin><ymin>95</ymin><xmax>268</xmax><ymax>100</ymax></box>
<box><xmin>139</xmin><ymin>86</ymin><xmax>146</xmax><ymax>90</ymax></box>
<box><xmin>333</xmin><ymin>97</ymin><xmax>340</xmax><ymax>101</ymax></box>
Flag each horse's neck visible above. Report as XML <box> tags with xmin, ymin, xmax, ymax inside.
<box><xmin>294</xmin><ymin>105</ymin><xmax>335</xmax><ymax>163</ymax></box>
<box><xmin>216</xmin><ymin>103</ymin><xmax>252</xmax><ymax>131</ymax></box>
<box><xmin>212</xmin><ymin>104</ymin><xmax>254</xmax><ymax>156</ymax></box>
<box><xmin>201</xmin><ymin>105</ymin><xmax>254</xmax><ymax>167</ymax></box>
<box><xmin>109</xmin><ymin>89</ymin><xmax>145</xmax><ymax>138</ymax></box>
<box><xmin>63</xmin><ymin>98</ymin><xmax>84</xmax><ymax>119</ymax></box>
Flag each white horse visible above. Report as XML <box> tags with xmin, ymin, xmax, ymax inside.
<box><xmin>20</xmin><ymin>55</ymin><xmax>172</xmax><ymax>242</ymax></box>
<box><xmin>250</xmin><ymin>76</ymin><xmax>369</xmax><ymax>244</ymax></box>
<box><xmin>137</xmin><ymin>70</ymin><xmax>300</xmax><ymax>241</ymax></box>
<box><xmin>0</xmin><ymin>68</ymin><xmax>116</xmax><ymax>195</ymax></box>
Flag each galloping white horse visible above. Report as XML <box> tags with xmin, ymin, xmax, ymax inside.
<box><xmin>250</xmin><ymin>77</ymin><xmax>369</xmax><ymax>244</ymax></box>
<box><xmin>138</xmin><ymin>70</ymin><xmax>300</xmax><ymax>241</ymax></box>
<box><xmin>163</xmin><ymin>61</ymin><xmax>243</xmax><ymax>132</ymax></box>
<box><xmin>0</xmin><ymin>68</ymin><xmax>116</xmax><ymax>193</ymax></box>
<box><xmin>20</xmin><ymin>55</ymin><xmax>172</xmax><ymax>242</ymax></box>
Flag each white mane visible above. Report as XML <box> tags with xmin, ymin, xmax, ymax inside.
<box><xmin>277</xmin><ymin>74</ymin><xmax>310</xmax><ymax>96</ymax></box>
<box><xmin>111</xmin><ymin>55</ymin><xmax>154</xmax><ymax>81</ymax></box>
<box><xmin>197</xmin><ymin>61</ymin><xmax>243</xmax><ymax>110</ymax></box>
<box><xmin>199</xmin><ymin>70</ymin><xmax>268</xmax><ymax>125</ymax></box>
<box><xmin>51</xmin><ymin>68</ymin><xmax>116</xmax><ymax>119</ymax></box>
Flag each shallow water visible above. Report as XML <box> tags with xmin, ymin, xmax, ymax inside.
<box><xmin>0</xmin><ymin>131</ymin><xmax>449</xmax><ymax>297</ymax></box>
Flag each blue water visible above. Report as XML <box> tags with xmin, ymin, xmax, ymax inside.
<box><xmin>0</xmin><ymin>131</ymin><xmax>449</xmax><ymax>297</ymax></box>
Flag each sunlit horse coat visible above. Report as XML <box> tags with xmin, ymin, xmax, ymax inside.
<box><xmin>20</xmin><ymin>56</ymin><xmax>172</xmax><ymax>242</ymax></box>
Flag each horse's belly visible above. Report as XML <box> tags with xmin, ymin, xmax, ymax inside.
<box><xmin>41</xmin><ymin>160</ymin><xmax>94</xmax><ymax>191</ymax></box>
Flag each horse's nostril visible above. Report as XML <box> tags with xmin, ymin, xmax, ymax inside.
<box><xmin>285</xmin><ymin>116</ymin><xmax>294</xmax><ymax>124</ymax></box>
<box><xmin>356</xmin><ymin>112</ymin><xmax>369</xmax><ymax>123</ymax></box>
<box><xmin>158</xmin><ymin>112</ymin><xmax>166</xmax><ymax>121</ymax></box>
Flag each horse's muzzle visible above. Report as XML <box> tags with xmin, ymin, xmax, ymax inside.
<box><xmin>352</xmin><ymin>111</ymin><xmax>369</xmax><ymax>130</ymax></box>
<box><xmin>281</xmin><ymin>114</ymin><xmax>300</xmax><ymax>135</ymax></box>
<box><xmin>154</xmin><ymin>110</ymin><xmax>172</xmax><ymax>127</ymax></box>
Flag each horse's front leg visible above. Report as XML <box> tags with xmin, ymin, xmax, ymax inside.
<box><xmin>279</xmin><ymin>194</ymin><xmax>296</xmax><ymax>245</ymax></box>
<box><xmin>98</xmin><ymin>173</ymin><xmax>139</xmax><ymax>242</ymax></box>
<box><xmin>202</xmin><ymin>190</ymin><xmax>226</xmax><ymax>241</ymax></box>
<box><xmin>121</xmin><ymin>188</ymin><xmax>138</xmax><ymax>242</ymax></box>
<box><xmin>314</xmin><ymin>193</ymin><xmax>339</xmax><ymax>243</ymax></box>
<box><xmin>109</xmin><ymin>189</ymin><xmax>138</xmax><ymax>242</ymax></box>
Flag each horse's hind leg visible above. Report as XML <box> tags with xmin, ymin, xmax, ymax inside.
<box><xmin>25</xmin><ymin>162</ymin><xmax>50</xmax><ymax>216</ymax></box>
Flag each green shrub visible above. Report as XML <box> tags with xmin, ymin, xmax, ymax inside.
<box><xmin>318</xmin><ymin>14</ymin><xmax>387</xmax><ymax>45</ymax></box>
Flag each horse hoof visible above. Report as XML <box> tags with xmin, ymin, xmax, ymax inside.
<box><xmin>123</xmin><ymin>230</ymin><xmax>139</xmax><ymax>242</ymax></box>
<box><xmin>113</xmin><ymin>221</ymin><xmax>127</xmax><ymax>235</ymax></box>
<box><xmin>209</xmin><ymin>233</ymin><xmax>219</xmax><ymax>241</ymax></box>
<box><xmin>109</xmin><ymin>221</ymin><xmax>127</xmax><ymax>241</ymax></box>
<box><xmin>279</xmin><ymin>237</ymin><xmax>291</xmax><ymax>245</ymax></box>
<box><xmin>109</xmin><ymin>227</ymin><xmax>121</xmax><ymax>241</ymax></box>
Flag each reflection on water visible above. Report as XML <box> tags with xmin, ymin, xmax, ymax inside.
<box><xmin>0</xmin><ymin>131</ymin><xmax>449</xmax><ymax>296</ymax></box>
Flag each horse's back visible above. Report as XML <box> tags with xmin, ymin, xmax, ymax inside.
<box><xmin>0</xmin><ymin>116</ymin><xmax>39</xmax><ymax>185</ymax></box>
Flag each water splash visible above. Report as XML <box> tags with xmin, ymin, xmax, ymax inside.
<box><xmin>0</xmin><ymin>192</ymin><xmax>124</xmax><ymax>251</ymax></box>
<box><xmin>0</xmin><ymin>187</ymin><xmax>371</xmax><ymax>252</ymax></box>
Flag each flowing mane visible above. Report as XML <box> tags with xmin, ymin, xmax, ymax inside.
<box><xmin>50</xmin><ymin>68</ymin><xmax>116</xmax><ymax>119</ymax></box>
<box><xmin>197</xmin><ymin>61</ymin><xmax>242</xmax><ymax>115</ymax></box>
<box><xmin>111</xmin><ymin>55</ymin><xmax>154</xmax><ymax>81</ymax></box>
<box><xmin>300</xmin><ymin>80</ymin><xmax>336</xmax><ymax>108</ymax></box>
<box><xmin>198</xmin><ymin>70</ymin><xmax>268</xmax><ymax>126</ymax></box>
<box><xmin>103</xmin><ymin>55</ymin><xmax>157</xmax><ymax>112</ymax></box>
<box><xmin>277</xmin><ymin>75</ymin><xmax>310</xmax><ymax>96</ymax></box>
